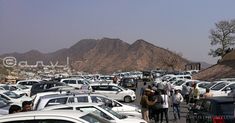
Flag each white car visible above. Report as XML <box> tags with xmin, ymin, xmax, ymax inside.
<box><xmin>90</xmin><ymin>83</ymin><xmax>136</xmax><ymax>103</ymax></box>
<box><xmin>0</xmin><ymin>84</ymin><xmax>31</xmax><ymax>96</ymax></box>
<box><xmin>33</xmin><ymin>92</ymin><xmax>141</xmax><ymax>118</ymax></box>
<box><xmin>98</xmin><ymin>75</ymin><xmax>114</xmax><ymax>83</ymax></box>
<box><xmin>16</xmin><ymin>79</ymin><xmax>42</xmax><ymax>88</ymax></box>
<box><xmin>196</xmin><ymin>81</ymin><xmax>211</xmax><ymax>94</ymax></box>
<box><xmin>173</xmin><ymin>79</ymin><xmax>200</xmax><ymax>91</ymax></box>
<box><xmin>210</xmin><ymin>81</ymin><xmax>235</xmax><ymax>97</ymax></box>
<box><xmin>0</xmin><ymin>110</ymin><xmax>110</xmax><ymax>123</ymax></box>
<box><xmin>0</xmin><ymin>90</ymin><xmax>32</xmax><ymax>106</ymax></box>
<box><xmin>43</xmin><ymin>103</ymin><xmax>147</xmax><ymax>123</ymax></box>
<box><xmin>60</xmin><ymin>78</ymin><xmax>91</xmax><ymax>89</ymax></box>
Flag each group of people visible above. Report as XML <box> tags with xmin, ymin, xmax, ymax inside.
<box><xmin>140</xmin><ymin>81</ymin><xmax>213</xmax><ymax>123</ymax></box>
<box><xmin>8</xmin><ymin>101</ymin><xmax>33</xmax><ymax>114</ymax></box>
<box><xmin>181</xmin><ymin>82</ymin><xmax>213</xmax><ymax>105</ymax></box>
<box><xmin>140</xmin><ymin>82</ymin><xmax>175</xmax><ymax>123</ymax></box>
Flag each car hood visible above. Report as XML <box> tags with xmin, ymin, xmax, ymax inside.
<box><xmin>120</xmin><ymin>115</ymin><xmax>146</xmax><ymax>123</ymax></box>
<box><xmin>112</xmin><ymin>104</ymin><xmax>137</xmax><ymax>112</ymax></box>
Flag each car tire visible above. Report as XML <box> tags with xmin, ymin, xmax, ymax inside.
<box><xmin>124</xmin><ymin>96</ymin><xmax>132</xmax><ymax>103</ymax></box>
<box><xmin>186</xmin><ymin>117</ymin><xmax>191</xmax><ymax>123</ymax></box>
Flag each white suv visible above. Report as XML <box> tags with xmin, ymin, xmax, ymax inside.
<box><xmin>60</xmin><ymin>78</ymin><xmax>91</xmax><ymax>89</ymax></box>
<box><xmin>16</xmin><ymin>79</ymin><xmax>42</xmax><ymax>88</ymax></box>
<box><xmin>0</xmin><ymin>110</ymin><xmax>110</xmax><ymax>123</ymax></box>
<box><xmin>33</xmin><ymin>93</ymin><xmax>141</xmax><ymax>118</ymax></box>
<box><xmin>90</xmin><ymin>83</ymin><xmax>136</xmax><ymax>103</ymax></box>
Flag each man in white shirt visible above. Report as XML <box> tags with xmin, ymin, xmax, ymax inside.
<box><xmin>161</xmin><ymin>90</ymin><xmax>169</xmax><ymax>123</ymax></box>
<box><xmin>172</xmin><ymin>89</ymin><xmax>184</xmax><ymax>120</ymax></box>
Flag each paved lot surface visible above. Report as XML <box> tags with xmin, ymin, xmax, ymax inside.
<box><xmin>125</xmin><ymin>80</ymin><xmax>189</xmax><ymax>123</ymax></box>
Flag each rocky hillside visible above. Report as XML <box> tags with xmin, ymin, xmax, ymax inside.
<box><xmin>193</xmin><ymin>50</ymin><xmax>235</xmax><ymax>81</ymax></box>
<box><xmin>1</xmin><ymin>38</ymin><xmax>189</xmax><ymax>73</ymax></box>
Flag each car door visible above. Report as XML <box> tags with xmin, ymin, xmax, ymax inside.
<box><xmin>93</xmin><ymin>85</ymin><xmax>110</xmax><ymax>97</ymax></box>
<box><xmin>107</xmin><ymin>86</ymin><xmax>124</xmax><ymax>101</ymax></box>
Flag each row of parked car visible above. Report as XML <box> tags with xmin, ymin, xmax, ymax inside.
<box><xmin>0</xmin><ymin>77</ymin><xmax>146</xmax><ymax>123</ymax></box>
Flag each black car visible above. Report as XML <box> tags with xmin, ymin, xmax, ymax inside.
<box><xmin>30</xmin><ymin>81</ymin><xmax>65</xmax><ymax>97</ymax></box>
<box><xmin>186</xmin><ymin>96</ymin><xmax>235</xmax><ymax>123</ymax></box>
<box><xmin>118</xmin><ymin>77</ymin><xmax>137</xmax><ymax>91</ymax></box>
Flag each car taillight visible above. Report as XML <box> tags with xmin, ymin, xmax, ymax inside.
<box><xmin>212</xmin><ymin>116</ymin><xmax>224</xmax><ymax>123</ymax></box>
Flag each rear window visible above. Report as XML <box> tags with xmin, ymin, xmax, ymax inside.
<box><xmin>77</xmin><ymin>96</ymin><xmax>88</xmax><ymax>102</ymax></box>
<box><xmin>217</xmin><ymin>103</ymin><xmax>235</xmax><ymax>115</ymax></box>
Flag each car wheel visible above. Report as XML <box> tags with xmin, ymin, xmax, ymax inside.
<box><xmin>186</xmin><ymin>117</ymin><xmax>191</xmax><ymax>123</ymax></box>
<box><xmin>124</xmin><ymin>96</ymin><xmax>132</xmax><ymax>103</ymax></box>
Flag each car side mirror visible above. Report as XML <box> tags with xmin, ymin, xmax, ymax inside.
<box><xmin>225</xmin><ymin>87</ymin><xmax>231</xmax><ymax>93</ymax></box>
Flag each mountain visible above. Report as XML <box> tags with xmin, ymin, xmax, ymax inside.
<box><xmin>193</xmin><ymin>50</ymin><xmax>235</xmax><ymax>81</ymax></box>
<box><xmin>0</xmin><ymin>38</ymin><xmax>189</xmax><ymax>73</ymax></box>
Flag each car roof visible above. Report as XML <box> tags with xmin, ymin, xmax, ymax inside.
<box><xmin>61</xmin><ymin>78</ymin><xmax>85</xmax><ymax>80</ymax></box>
<box><xmin>39</xmin><ymin>93</ymin><xmax>107</xmax><ymax>99</ymax></box>
<box><xmin>43</xmin><ymin>103</ymin><xmax>102</xmax><ymax>110</ymax></box>
<box><xmin>90</xmin><ymin>83</ymin><xmax>117</xmax><ymax>86</ymax></box>
<box><xmin>0</xmin><ymin>110</ymin><xmax>89</xmax><ymax>120</ymax></box>
<box><xmin>17</xmin><ymin>79</ymin><xmax>42</xmax><ymax>82</ymax></box>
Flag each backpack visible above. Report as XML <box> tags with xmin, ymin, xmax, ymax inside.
<box><xmin>153</xmin><ymin>95</ymin><xmax>163</xmax><ymax>110</ymax></box>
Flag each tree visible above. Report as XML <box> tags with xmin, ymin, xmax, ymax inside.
<box><xmin>209</xmin><ymin>19</ymin><xmax>235</xmax><ymax>58</ymax></box>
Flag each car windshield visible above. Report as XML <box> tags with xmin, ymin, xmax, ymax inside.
<box><xmin>81</xmin><ymin>113</ymin><xmax>109</xmax><ymax>123</ymax></box>
<box><xmin>174</xmin><ymin>80</ymin><xmax>185</xmax><ymax>86</ymax></box>
<box><xmin>3</xmin><ymin>91</ymin><xmax>21</xmax><ymax>99</ymax></box>
<box><xmin>0</xmin><ymin>98</ymin><xmax>9</xmax><ymax>108</ymax></box>
<box><xmin>16</xmin><ymin>84</ymin><xmax>29</xmax><ymax>90</ymax></box>
<box><xmin>0</xmin><ymin>85</ymin><xmax>16</xmax><ymax>91</ymax></box>
<box><xmin>117</xmin><ymin>86</ymin><xmax>127</xmax><ymax>90</ymax></box>
<box><xmin>211</xmin><ymin>82</ymin><xmax>228</xmax><ymax>91</ymax></box>
<box><xmin>99</xmin><ymin>105</ymin><xmax>126</xmax><ymax>119</ymax></box>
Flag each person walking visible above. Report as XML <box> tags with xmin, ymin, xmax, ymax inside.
<box><xmin>190</xmin><ymin>83</ymin><xmax>199</xmax><ymax>104</ymax></box>
<box><xmin>182</xmin><ymin>82</ymin><xmax>191</xmax><ymax>104</ymax></box>
<box><xmin>113</xmin><ymin>76</ymin><xmax>118</xmax><ymax>84</ymax></box>
<box><xmin>172</xmin><ymin>89</ymin><xmax>184</xmax><ymax>120</ymax></box>
<box><xmin>203</xmin><ymin>88</ymin><xmax>213</xmax><ymax>98</ymax></box>
<box><xmin>140</xmin><ymin>88</ymin><xmax>157</xmax><ymax>122</ymax></box>
<box><xmin>152</xmin><ymin>90</ymin><xmax>163</xmax><ymax>123</ymax></box>
<box><xmin>161</xmin><ymin>90</ymin><xmax>169</xmax><ymax>123</ymax></box>
<box><xmin>140</xmin><ymin>82</ymin><xmax>147</xmax><ymax>96</ymax></box>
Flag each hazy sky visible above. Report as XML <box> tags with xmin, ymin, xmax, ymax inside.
<box><xmin>1</xmin><ymin>0</ymin><xmax>235</xmax><ymax>64</ymax></box>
